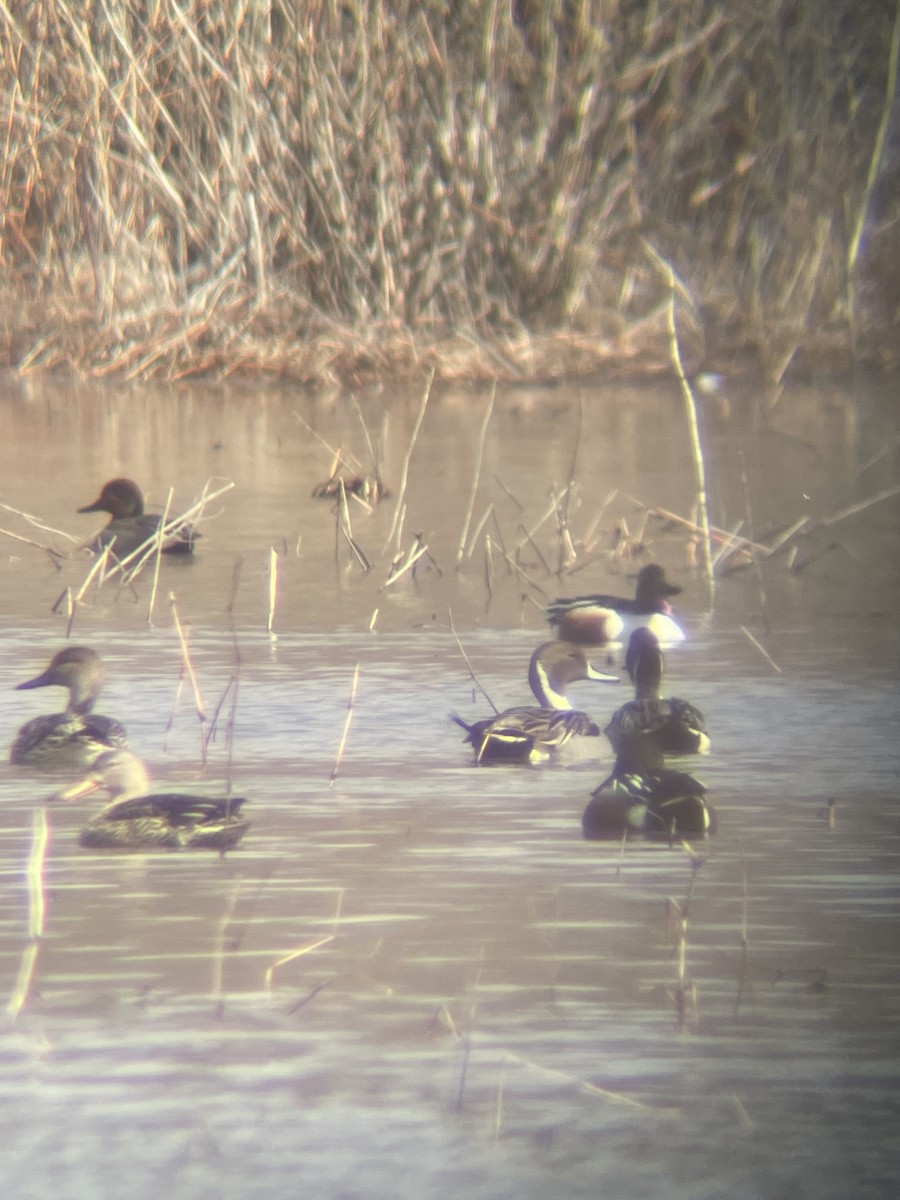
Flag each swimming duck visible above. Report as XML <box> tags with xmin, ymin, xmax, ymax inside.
<box><xmin>582</xmin><ymin>733</ymin><xmax>716</xmax><ymax>840</ymax></box>
<box><xmin>10</xmin><ymin>646</ymin><xmax>128</xmax><ymax>766</ymax></box>
<box><xmin>53</xmin><ymin>749</ymin><xmax>250</xmax><ymax>850</ymax></box>
<box><xmin>451</xmin><ymin>640</ymin><xmax>618</xmax><ymax>764</ymax></box>
<box><xmin>546</xmin><ymin>563</ymin><xmax>685</xmax><ymax>645</ymax></box>
<box><xmin>78</xmin><ymin>477</ymin><xmax>198</xmax><ymax>559</ymax></box>
<box><xmin>604</xmin><ymin>628</ymin><xmax>709</xmax><ymax>757</ymax></box>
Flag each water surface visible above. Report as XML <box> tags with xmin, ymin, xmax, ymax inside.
<box><xmin>0</xmin><ymin>374</ymin><xmax>899</xmax><ymax>1199</ymax></box>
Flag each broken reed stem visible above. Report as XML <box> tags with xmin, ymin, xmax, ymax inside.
<box><xmin>0</xmin><ymin>501</ymin><xmax>80</xmax><ymax>544</ymax></box>
<box><xmin>265</xmin><ymin>935</ymin><xmax>335</xmax><ymax>992</ymax></box>
<box><xmin>212</xmin><ymin>877</ymin><xmax>242</xmax><ymax>1005</ymax></box>
<box><xmin>465</xmin><ymin>502</ymin><xmax>495</xmax><ymax>560</ymax></box>
<box><xmin>146</xmin><ymin>487</ymin><xmax>173</xmax><ymax>626</ymax></box>
<box><xmin>6</xmin><ymin>807</ymin><xmax>50</xmax><ymax>1021</ymax></box>
<box><xmin>350</xmin><ymin>394</ymin><xmax>384</xmax><ymax>485</ymax></box>
<box><xmin>516</xmin><ymin>485</ymin><xmax>571</xmax><ymax>551</ymax></box>
<box><xmin>0</xmin><ymin>527</ymin><xmax>66</xmax><ymax>563</ymax></box>
<box><xmin>488</xmin><ymin>537</ymin><xmax>550</xmax><ymax>599</ymax></box>
<box><xmin>329</xmin><ymin>662</ymin><xmax>360</xmax><ymax>787</ymax></box>
<box><xmin>739</xmin><ymin>625</ymin><xmax>783</xmax><ymax>675</ymax></box>
<box><xmin>448</xmin><ymin>607</ymin><xmax>499</xmax><ymax>714</ymax></box>
<box><xmin>293</xmin><ymin>409</ymin><xmax>365</xmax><ymax>476</ymax></box>
<box><xmin>556</xmin><ymin>397</ymin><xmax>583</xmax><ymax>575</ymax></box>
<box><xmin>385</xmin><ymin>369</ymin><xmax>432</xmax><ymax>553</ymax></box>
<box><xmin>170</xmin><ymin>592</ymin><xmax>208</xmax><ymax>763</ymax></box>
<box><xmin>382</xmin><ymin>535</ymin><xmax>429</xmax><ymax>588</ymax></box>
<box><xmin>456</xmin><ymin>384</ymin><xmax>495</xmax><ymax>568</ymax></box>
<box><xmin>504</xmin><ymin>1052</ymin><xmax>679</xmax><ymax>1113</ymax></box>
<box><xmin>814</xmin><ymin>481</ymin><xmax>900</xmax><ymax>530</ymax></box>
<box><xmin>620</xmin><ymin>492</ymin><xmax>770</xmax><ymax>556</ymax></box>
<box><xmin>267</xmin><ymin>546</ymin><xmax>278</xmax><ymax>633</ymax></box>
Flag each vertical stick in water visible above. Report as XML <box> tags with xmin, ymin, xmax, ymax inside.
<box><xmin>267</xmin><ymin>546</ymin><xmax>278</xmax><ymax>633</ymax></box>
<box><xmin>170</xmin><ymin>592</ymin><xmax>208</xmax><ymax>765</ymax></box>
<box><xmin>666</xmin><ymin>291</ymin><xmax>712</xmax><ymax>590</ymax></box>
<box><xmin>385</xmin><ymin>370</ymin><xmax>432</xmax><ymax>553</ymax></box>
<box><xmin>330</xmin><ymin>662</ymin><xmax>361</xmax><ymax>787</ymax></box>
<box><xmin>147</xmin><ymin>487</ymin><xmax>174</xmax><ymax>625</ymax></box>
<box><xmin>646</xmin><ymin>244</ymin><xmax>713</xmax><ymax>593</ymax></box>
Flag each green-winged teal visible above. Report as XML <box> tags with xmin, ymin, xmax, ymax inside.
<box><xmin>78</xmin><ymin>477</ymin><xmax>198</xmax><ymax>559</ymax></box>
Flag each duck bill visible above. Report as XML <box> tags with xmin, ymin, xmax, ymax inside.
<box><xmin>585</xmin><ymin>664</ymin><xmax>620</xmax><ymax>684</ymax></box>
<box><xmin>77</xmin><ymin>498</ymin><xmax>104</xmax><ymax>513</ymax></box>
<box><xmin>15</xmin><ymin>671</ymin><xmax>54</xmax><ymax>692</ymax></box>
<box><xmin>50</xmin><ymin>774</ymin><xmax>105</xmax><ymax>803</ymax></box>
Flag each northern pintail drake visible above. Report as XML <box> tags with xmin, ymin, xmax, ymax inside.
<box><xmin>582</xmin><ymin>734</ymin><xmax>717</xmax><ymax>840</ymax></box>
<box><xmin>78</xmin><ymin>477</ymin><xmax>198</xmax><ymax>559</ymax></box>
<box><xmin>452</xmin><ymin>640</ymin><xmax>618</xmax><ymax>764</ymax></box>
<box><xmin>10</xmin><ymin>646</ymin><xmax>127</xmax><ymax>766</ymax></box>
<box><xmin>546</xmin><ymin>564</ymin><xmax>685</xmax><ymax>645</ymax></box>
<box><xmin>54</xmin><ymin>750</ymin><xmax>250</xmax><ymax>850</ymax></box>
<box><xmin>604</xmin><ymin>628</ymin><xmax>709</xmax><ymax>757</ymax></box>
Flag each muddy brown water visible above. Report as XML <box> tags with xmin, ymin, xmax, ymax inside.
<box><xmin>0</xmin><ymin>374</ymin><xmax>898</xmax><ymax>1199</ymax></box>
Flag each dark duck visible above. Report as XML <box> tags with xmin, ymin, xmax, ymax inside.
<box><xmin>10</xmin><ymin>646</ymin><xmax>128</xmax><ymax>767</ymax></box>
<box><xmin>582</xmin><ymin>731</ymin><xmax>716</xmax><ymax>840</ymax></box>
<box><xmin>78</xmin><ymin>477</ymin><xmax>198</xmax><ymax>559</ymax></box>
<box><xmin>604</xmin><ymin>628</ymin><xmax>708</xmax><ymax>757</ymax></box>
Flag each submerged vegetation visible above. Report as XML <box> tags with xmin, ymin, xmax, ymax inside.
<box><xmin>0</xmin><ymin>0</ymin><xmax>897</xmax><ymax>384</ymax></box>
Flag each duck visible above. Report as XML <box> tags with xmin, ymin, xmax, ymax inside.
<box><xmin>546</xmin><ymin>563</ymin><xmax>685</xmax><ymax>645</ymax></box>
<box><xmin>78</xmin><ymin>477</ymin><xmax>198</xmax><ymax>559</ymax></box>
<box><xmin>582</xmin><ymin>733</ymin><xmax>717</xmax><ymax>840</ymax></box>
<box><xmin>604</xmin><ymin>628</ymin><xmax>709</xmax><ymax>757</ymax></box>
<box><xmin>451</xmin><ymin>640</ymin><xmax>619</xmax><ymax>764</ymax></box>
<box><xmin>10</xmin><ymin>646</ymin><xmax>128</xmax><ymax>766</ymax></box>
<box><xmin>52</xmin><ymin>749</ymin><xmax>251</xmax><ymax>850</ymax></box>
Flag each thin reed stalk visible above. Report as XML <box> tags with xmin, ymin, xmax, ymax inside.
<box><xmin>448</xmin><ymin>608</ymin><xmax>499</xmax><ymax>714</ymax></box>
<box><xmin>329</xmin><ymin>662</ymin><xmax>361</xmax><ymax>787</ymax></box>
<box><xmin>265</xmin><ymin>936</ymin><xmax>336</xmax><ymax>993</ymax></box>
<box><xmin>170</xmin><ymin>592</ymin><xmax>208</xmax><ymax>764</ymax></box>
<box><xmin>146</xmin><ymin>487</ymin><xmax>173</xmax><ymax>625</ymax></box>
<box><xmin>266</xmin><ymin>547</ymin><xmax>278</xmax><ymax>633</ymax></box>
<box><xmin>385</xmin><ymin>371</ymin><xmax>432</xmax><ymax>553</ymax></box>
<box><xmin>739</xmin><ymin>625</ymin><xmax>783</xmax><ymax>675</ymax></box>
<box><xmin>649</xmin><ymin>244</ymin><xmax>713</xmax><ymax>591</ymax></box>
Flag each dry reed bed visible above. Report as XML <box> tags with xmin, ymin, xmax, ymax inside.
<box><xmin>1</xmin><ymin>1</ymin><xmax>897</xmax><ymax>384</ymax></box>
